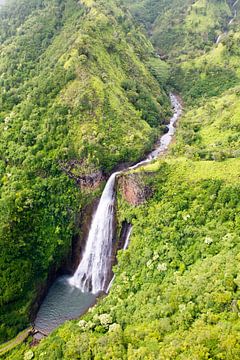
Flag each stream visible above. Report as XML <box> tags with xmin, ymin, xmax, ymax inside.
<box><xmin>216</xmin><ymin>0</ymin><xmax>239</xmax><ymax>44</ymax></box>
<box><xmin>33</xmin><ymin>93</ymin><xmax>182</xmax><ymax>336</ymax></box>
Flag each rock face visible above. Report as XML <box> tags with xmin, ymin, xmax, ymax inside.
<box><xmin>117</xmin><ymin>221</ymin><xmax>132</xmax><ymax>250</ymax></box>
<box><xmin>78</xmin><ymin>172</ymin><xmax>103</xmax><ymax>189</ymax></box>
<box><xmin>117</xmin><ymin>173</ymin><xmax>152</xmax><ymax>206</ymax></box>
<box><xmin>30</xmin><ymin>197</ymin><xmax>100</xmax><ymax>324</ymax></box>
<box><xmin>67</xmin><ymin>198</ymin><xmax>100</xmax><ymax>274</ymax></box>
<box><xmin>59</xmin><ymin>160</ymin><xmax>104</xmax><ymax>189</ymax></box>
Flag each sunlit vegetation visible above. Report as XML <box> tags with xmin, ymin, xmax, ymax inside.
<box><xmin>171</xmin><ymin>87</ymin><xmax>240</xmax><ymax>160</ymax></box>
<box><xmin>0</xmin><ymin>0</ymin><xmax>170</xmax><ymax>342</ymax></box>
<box><xmin>2</xmin><ymin>0</ymin><xmax>240</xmax><ymax>358</ymax></box>
<box><xmin>6</xmin><ymin>160</ymin><xmax>240</xmax><ymax>359</ymax></box>
<box><xmin>122</xmin><ymin>0</ymin><xmax>234</xmax><ymax>59</ymax></box>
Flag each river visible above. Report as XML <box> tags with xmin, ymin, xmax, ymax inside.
<box><xmin>34</xmin><ymin>93</ymin><xmax>182</xmax><ymax>336</ymax></box>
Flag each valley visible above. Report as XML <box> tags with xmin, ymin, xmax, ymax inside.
<box><xmin>0</xmin><ymin>0</ymin><xmax>240</xmax><ymax>359</ymax></box>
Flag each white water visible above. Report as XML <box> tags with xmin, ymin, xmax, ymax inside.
<box><xmin>123</xmin><ymin>226</ymin><xmax>133</xmax><ymax>250</ymax></box>
<box><xmin>69</xmin><ymin>94</ymin><xmax>182</xmax><ymax>294</ymax></box>
<box><xmin>216</xmin><ymin>1</ymin><xmax>239</xmax><ymax>44</ymax></box>
<box><xmin>69</xmin><ymin>172</ymin><xmax>119</xmax><ymax>293</ymax></box>
<box><xmin>228</xmin><ymin>9</ymin><xmax>236</xmax><ymax>25</ymax></box>
<box><xmin>106</xmin><ymin>225</ymin><xmax>133</xmax><ymax>293</ymax></box>
<box><xmin>216</xmin><ymin>34</ymin><xmax>223</xmax><ymax>45</ymax></box>
<box><xmin>129</xmin><ymin>93</ymin><xmax>182</xmax><ymax>170</ymax></box>
<box><xmin>233</xmin><ymin>0</ymin><xmax>239</xmax><ymax>9</ymax></box>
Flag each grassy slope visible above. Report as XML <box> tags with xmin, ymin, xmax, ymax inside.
<box><xmin>0</xmin><ymin>0</ymin><xmax>170</xmax><ymax>343</ymax></box>
<box><xmin>3</xmin><ymin>0</ymin><xmax>240</xmax><ymax>359</ymax></box>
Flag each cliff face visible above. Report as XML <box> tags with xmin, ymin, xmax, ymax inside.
<box><xmin>0</xmin><ymin>0</ymin><xmax>171</xmax><ymax>342</ymax></box>
<box><xmin>5</xmin><ymin>0</ymin><xmax>240</xmax><ymax>357</ymax></box>
<box><xmin>30</xmin><ymin>195</ymin><xmax>100</xmax><ymax>324</ymax></box>
<box><xmin>117</xmin><ymin>173</ymin><xmax>152</xmax><ymax>206</ymax></box>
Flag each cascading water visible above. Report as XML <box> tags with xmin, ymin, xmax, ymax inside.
<box><xmin>34</xmin><ymin>93</ymin><xmax>182</xmax><ymax>335</ymax></box>
<box><xmin>69</xmin><ymin>172</ymin><xmax>119</xmax><ymax>293</ymax></box>
<box><xmin>216</xmin><ymin>0</ymin><xmax>239</xmax><ymax>44</ymax></box>
<box><xmin>68</xmin><ymin>93</ymin><xmax>182</xmax><ymax>294</ymax></box>
<box><xmin>123</xmin><ymin>225</ymin><xmax>133</xmax><ymax>251</ymax></box>
<box><xmin>106</xmin><ymin>225</ymin><xmax>133</xmax><ymax>294</ymax></box>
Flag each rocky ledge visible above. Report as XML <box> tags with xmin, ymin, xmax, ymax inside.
<box><xmin>59</xmin><ymin>159</ymin><xmax>104</xmax><ymax>189</ymax></box>
<box><xmin>117</xmin><ymin>173</ymin><xmax>152</xmax><ymax>206</ymax></box>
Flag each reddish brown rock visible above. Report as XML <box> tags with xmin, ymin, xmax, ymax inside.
<box><xmin>117</xmin><ymin>173</ymin><xmax>152</xmax><ymax>206</ymax></box>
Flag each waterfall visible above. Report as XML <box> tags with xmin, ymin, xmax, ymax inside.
<box><xmin>216</xmin><ymin>1</ymin><xmax>239</xmax><ymax>44</ymax></box>
<box><xmin>69</xmin><ymin>94</ymin><xmax>182</xmax><ymax>294</ymax></box>
<box><xmin>123</xmin><ymin>226</ymin><xmax>133</xmax><ymax>250</ymax></box>
<box><xmin>105</xmin><ymin>226</ymin><xmax>133</xmax><ymax>294</ymax></box>
<box><xmin>216</xmin><ymin>34</ymin><xmax>223</xmax><ymax>44</ymax></box>
<box><xmin>69</xmin><ymin>172</ymin><xmax>119</xmax><ymax>293</ymax></box>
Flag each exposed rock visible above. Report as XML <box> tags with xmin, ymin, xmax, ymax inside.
<box><xmin>231</xmin><ymin>299</ymin><xmax>240</xmax><ymax>313</ymax></box>
<box><xmin>30</xmin><ymin>197</ymin><xmax>100</xmax><ymax>324</ymax></box>
<box><xmin>59</xmin><ymin>159</ymin><xmax>104</xmax><ymax>189</ymax></box>
<box><xmin>69</xmin><ymin>198</ymin><xmax>100</xmax><ymax>273</ymax></box>
<box><xmin>117</xmin><ymin>221</ymin><xmax>132</xmax><ymax>250</ymax></box>
<box><xmin>79</xmin><ymin>171</ymin><xmax>103</xmax><ymax>189</ymax></box>
<box><xmin>117</xmin><ymin>173</ymin><xmax>152</xmax><ymax>206</ymax></box>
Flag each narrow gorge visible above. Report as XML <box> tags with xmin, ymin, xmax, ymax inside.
<box><xmin>33</xmin><ymin>94</ymin><xmax>182</xmax><ymax>336</ymax></box>
<box><xmin>1</xmin><ymin>0</ymin><xmax>240</xmax><ymax>358</ymax></box>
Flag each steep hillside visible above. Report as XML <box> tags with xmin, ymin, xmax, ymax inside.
<box><xmin>123</xmin><ymin>0</ymin><xmax>237</xmax><ymax>59</ymax></box>
<box><xmin>0</xmin><ymin>0</ymin><xmax>170</xmax><ymax>343</ymax></box>
<box><xmin>10</xmin><ymin>160</ymin><xmax>239</xmax><ymax>360</ymax></box>
<box><xmin>2</xmin><ymin>0</ymin><xmax>240</xmax><ymax>358</ymax></box>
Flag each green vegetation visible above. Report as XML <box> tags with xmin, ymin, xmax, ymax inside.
<box><xmin>0</xmin><ymin>0</ymin><xmax>170</xmax><ymax>343</ymax></box>
<box><xmin>0</xmin><ymin>329</ymin><xmax>31</xmax><ymax>356</ymax></box>
<box><xmin>2</xmin><ymin>0</ymin><xmax>240</xmax><ymax>358</ymax></box>
<box><xmin>172</xmin><ymin>87</ymin><xmax>240</xmax><ymax>160</ymax></box>
<box><xmin>5</xmin><ymin>159</ymin><xmax>240</xmax><ymax>359</ymax></box>
<box><xmin>122</xmin><ymin>0</ymin><xmax>234</xmax><ymax>59</ymax></box>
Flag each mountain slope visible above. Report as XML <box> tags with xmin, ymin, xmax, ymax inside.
<box><xmin>0</xmin><ymin>0</ymin><xmax>170</xmax><ymax>343</ymax></box>
<box><xmin>123</xmin><ymin>0</ymin><xmax>238</xmax><ymax>59</ymax></box>
<box><xmin>22</xmin><ymin>160</ymin><xmax>239</xmax><ymax>360</ymax></box>
<box><xmin>2</xmin><ymin>0</ymin><xmax>240</xmax><ymax>358</ymax></box>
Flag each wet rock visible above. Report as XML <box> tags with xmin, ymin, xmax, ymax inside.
<box><xmin>69</xmin><ymin>198</ymin><xmax>100</xmax><ymax>273</ymax></box>
<box><xmin>30</xmin><ymin>197</ymin><xmax>99</xmax><ymax>324</ymax></box>
<box><xmin>117</xmin><ymin>221</ymin><xmax>132</xmax><ymax>250</ymax></box>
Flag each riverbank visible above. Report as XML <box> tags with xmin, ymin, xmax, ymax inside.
<box><xmin>32</xmin><ymin>94</ymin><xmax>182</xmax><ymax>335</ymax></box>
<box><xmin>20</xmin><ymin>157</ymin><xmax>240</xmax><ymax>359</ymax></box>
<box><xmin>0</xmin><ymin>94</ymin><xmax>182</xmax><ymax>356</ymax></box>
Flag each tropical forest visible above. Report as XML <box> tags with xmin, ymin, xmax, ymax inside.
<box><xmin>0</xmin><ymin>0</ymin><xmax>240</xmax><ymax>359</ymax></box>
